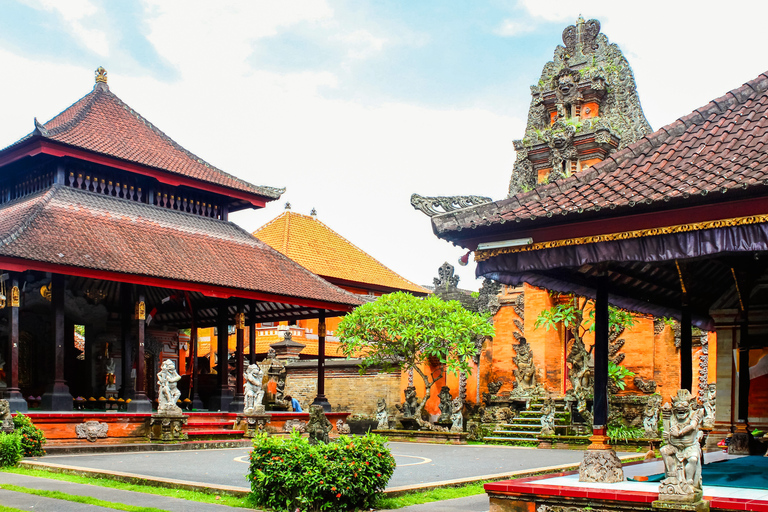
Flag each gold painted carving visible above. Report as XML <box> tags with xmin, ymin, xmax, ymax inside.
<box><xmin>40</xmin><ymin>282</ymin><xmax>52</xmax><ymax>302</ymax></box>
<box><xmin>136</xmin><ymin>301</ymin><xmax>146</xmax><ymax>320</ymax></box>
<box><xmin>11</xmin><ymin>286</ymin><xmax>20</xmax><ymax>307</ymax></box>
<box><xmin>474</xmin><ymin>214</ymin><xmax>768</xmax><ymax>261</ymax></box>
<box><xmin>318</xmin><ymin>319</ymin><xmax>327</xmax><ymax>337</ymax></box>
<box><xmin>236</xmin><ymin>312</ymin><xmax>245</xmax><ymax>330</ymax></box>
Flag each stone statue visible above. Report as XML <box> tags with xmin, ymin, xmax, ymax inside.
<box><xmin>275</xmin><ymin>377</ymin><xmax>286</xmax><ymax>403</ymax></box>
<box><xmin>307</xmin><ymin>405</ymin><xmax>332</xmax><ymax>445</ymax></box>
<box><xmin>642</xmin><ymin>394</ymin><xmax>662</xmax><ymax>438</ymax></box>
<box><xmin>567</xmin><ymin>337</ymin><xmax>592</xmax><ymax>395</ymax></box>
<box><xmin>400</xmin><ymin>386</ymin><xmax>419</xmax><ymax>418</ymax></box>
<box><xmin>438</xmin><ymin>386</ymin><xmax>452</xmax><ymax>423</ymax></box>
<box><xmin>243</xmin><ymin>363</ymin><xmax>265</xmax><ymax>415</ymax></box>
<box><xmin>375</xmin><ymin>398</ymin><xmax>389</xmax><ymax>430</ymax></box>
<box><xmin>512</xmin><ymin>338</ymin><xmax>538</xmax><ymax>391</ymax></box>
<box><xmin>450</xmin><ymin>397</ymin><xmax>464</xmax><ymax>433</ymax></box>
<box><xmin>156</xmin><ymin>359</ymin><xmax>182</xmax><ymax>416</ymax></box>
<box><xmin>105</xmin><ymin>357</ymin><xmax>117</xmax><ymax>393</ymax></box>
<box><xmin>0</xmin><ymin>399</ymin><xmax>13</xmax><ymax>433</ymax></box>
<box><xmin>336</xmin><ymin>419</ymin><xmax>350</xmax><ymax>434</ymax></box>
<box><xmin>702</xmin><ymin>383</ymin><xmax>716</xmax><ymax>429</ymax></box>
<box><xmin>540</xmin><ymin>398</ymin><xmax>556</xmax><ymax>436</ymax></box>
<box><xmin>659</xmin><ymin>389</ymin><xmax>705</xmax><ymax>502</ymax></box>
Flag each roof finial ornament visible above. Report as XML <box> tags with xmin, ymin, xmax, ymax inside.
<box><xmin>284</xmin><ymin>202</ymin><xmax>291</xmax><ymax>210</ymax></box>
<box><xmin>95</xmin><ymin>66</ymin><xmax>108</xmax><ymax>84</ymax></box>
<box><xmin>310</xmin><ymin>208</ymin><xmax>317</xmax><ymax>217</ymax></box>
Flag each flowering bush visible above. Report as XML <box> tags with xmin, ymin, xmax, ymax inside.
<box><xmin>248</xmin><ymin>431</ymin><xmax>395</xmax><ymax>511</ymax></box>
<box><xmin>13</xmin><ymin>413</ymin><xmax>46</xmax><ymax>456</ymax></box>
<box><xmin>0</xmin><ymin>432</ymin><xmax>23</xmax><ymax>467</ymax></box>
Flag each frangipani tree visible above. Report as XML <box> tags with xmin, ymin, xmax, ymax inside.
<box><xmin>337</xmin><ymin>292</ymin><xmax>495</xmax><ymax>417</ymax></box>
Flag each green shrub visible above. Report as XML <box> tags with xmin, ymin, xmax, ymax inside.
<box><xmin>13</xmin><ymin>413</ymin><xmax>46</xmax><ymax>456</ymax></box>
<box><xmin>0</xmin><ymin>432</ymin><xmax>23</xmax><ymax>467</ymax></box>
<box><xmin>249</xmin><ymin>431</ymin><xmax>395</xmax><ymax>512</ymax></box>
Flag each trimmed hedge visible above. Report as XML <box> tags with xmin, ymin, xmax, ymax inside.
<box><xmin>249</xmin><ymin>431</ymin><xmax>395</xmax><ymax>512</ymax></box>
<box><xmin>13</xmin><ymin>413</ymin><xmax>46</xmax><ymax>457</ymax></box>
<box><xmin>0</xmin><ymin>432</ymin><xmax>22</xmax><ymax>467</ymax></box>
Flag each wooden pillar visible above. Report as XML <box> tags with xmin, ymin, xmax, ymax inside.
<box><xmin>189</xmin><ymin>307</ymin><xmax>204</xmax><ymax>410</ymax></box>
<box><xmin>119</xmin><ymin>284</ymin><xmax>133</xmax><ymax>400</ymax></box>
<box><xmin>592</xmin><ymin>280</ymin><xmax>609</xmax><ymax>433</ymax></box>
<box><xmin>680</xmin><ymin>305</ymin><xmax>693</xmax><ymax>392</ymax></box>
<box><xmin>311</xmin><ymin>310</ymin><xmax>331</xmax><ymax>411</ymax></box>
<box><xmin>5</xmin><ymin>273</ymin><xmax>27</xmax><ymax>412</ymax></box>
<box><xmin>248</xmin><ymin>301</ymin><xmax>257</xmax><ymax>364</ymax></box>
<box><xmin>41</xmin><ymin>273</ymin><xmax>73</xmax><ymax>411</ymax></box>
<box><xmin>730</xmin><ymin>270</ymin><xmax>752</xmax><ymax>454</ymax></box>
<box><xmin>128</xmin><ymin>291</ymin><xmax>151</xmax><ymax>412</ymax></box>
<box><xmin>229</xmin><ymin>303</ymin><xmax>246</xmax><ymax>412</ymax></box>
<box><xmin>209</xmin><ymin>301</ymin><xmax>233</xmax><ymax>411</ymax></box>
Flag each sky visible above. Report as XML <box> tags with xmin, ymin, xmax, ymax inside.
<box><xmin>2</xmin><ymin>0</ymin><xmax>768</xmax><ymax>291</ymax></box>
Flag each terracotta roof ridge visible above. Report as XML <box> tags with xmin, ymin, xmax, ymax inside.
<box><xmin>308</xmin><ymin>216</ymin><xmax>427</xmax><ymax>293</ymax></box>
<box><xmin>42</xmin><ymin>87</ymin><xmax>102</xmax><ymax>138</ymax></box>
<box><xmin>0</xmin><ymin>185</ymin><xmax>59</xmax><ymax>249</ymax></box>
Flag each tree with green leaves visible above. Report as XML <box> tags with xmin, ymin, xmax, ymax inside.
<box><xmin>337</xmin><ymin>292</ymin><xmax>495</xmax><ymax>418</ymax></box>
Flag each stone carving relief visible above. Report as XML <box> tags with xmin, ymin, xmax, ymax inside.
<box><xmin>283</xmin><ymin>419</ymin><xmax>307</xmax><ymax>433</ymax></box>
<box><xmin>75</xmin><ymin>420</ymin><xmax>108</xmax><ymax>442</ymax></box>
<box><xmin>243</xmin><ymin>363</ymin><xmax>265</xmax><ymax>415</ymax></box>
<box><xmin>156</xmin><ymin>359</ymin><xmax>182</xmax><ymax>416</ymax></box>
<box><xmin>642</xmin><ymin>394</ymin><xmax>662</xmax><ymax>438</ymax></box>
<box><xmin>438</xmin><ymin>386</ymin><xmax>453</xmax><ymax>423</ymax></box>
<box><xmin>578</xmin><ymin>448</ymin><xmax>624</xmax><ymax>483</ymax></box>
<box><xmin>633</xmin><ymin>376</ymin><xmax>657</xmax><ymax>394</ymax></box>
<box><xmin>307</xmin><ymin>405</ymin><xmax>333</xmax><ymax>445</ymax></box>
<box><xmin>410</xmin><ymin>193</ymin><xmax>492</xmax><ymax>218</ymax></box>
<box><xmin>659</xmin><ymin>389</ymin><xmax>705</xmax><ymax>503</ymax></box>
<box><xmin>398</xmin><ymin>385</ymin><xmax>420</xmax><ymax>418</ymax></box>
<box><xmin>336</xmin><ymin>419</ymin><xmax>350</xmax><ymax>435</ymax></box>
<box><xmin>375</xmin><ymin>398</ymin><xmax>390</xmax><ymax>430</ymax></box>
<box><xmin>511</xmin><ymin>338</ymin><xmax>539</xmax><ymax>393</ymax></box>
<box><xmin>702</xmin><ymin>383</ymin><xmax>716</xmax><ymax>430</ymax></box>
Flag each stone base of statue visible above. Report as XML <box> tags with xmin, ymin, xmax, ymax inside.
<box><xmin>398</xmin><ymin>416</ymin><xmax>422</xmax><ymax>430</ymax></box>
<box><xmin>236</xmin><ymin>411</ymin><xmax>270</xmax><ymax>438</ymax></box>
<box><xmin>578</xmin><ymin>445</ymin><xmax>624</xmax><ymax>483</ymax></box>
<box><xmin>656</xmin><ymin>477</ymin><xmax>705</xmax><ymax>504</ymax></box>
<box><xmin>652</xmin><ymin>497</ymin><xmax>709</xmax><ymax>512</ymax></box>
<box><xmin>149</xmin><ymin>414</ymin><xmax>188</xmax><ymax>442</ymax></box>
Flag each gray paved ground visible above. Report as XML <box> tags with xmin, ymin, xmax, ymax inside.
<box><xmin>381</xmin><ymin>494</ymin><xmax>490</xmax><ymax>512</ymax></box>
<box><xmin>31</xmin><ymin>442</ymin><xmax>605</xmax><ymax>490</ymax></box>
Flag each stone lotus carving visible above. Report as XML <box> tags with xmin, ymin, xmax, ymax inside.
<box><xmin>75</xmin><ymin>420</ymin><xmax>108</xmax><ymax>442</ymax></box>
<box><xmin>243</xmin><ymin>363</ymin><xmax>265</xmax><ymax>415</ymax></box>
<box><xmin>410</xmin><ymin>193</ymin><xmax>492</xmax><ymax>218</ymax></box>
<box><xmin>659</xmin><ymin>389</ymin><xmax>705</xmax><ymax>503</ymax></box>
<box><xmin>539</xmin><ymin>398</ymin><xmax>556</xmax><ymax>436</ymax></box>
<box><xmin>157</xmin><ymin>359</ymin><xmax>182</xmax><ymax>416</ymax></box>
<box><xmin>307</xmin><ymin>405</ymin><xmax>333</xmax><ymax>445</ymax></box>
<box><xmin>450</xmin><ymin>397</ymin><xmax>464</xmax><ymax>433</ymax></box>
<box><xmin>702</xmin><ymin>383</ymin><xmax>716</xmax><ymax>430</ymax></box>
<box><xmin>642</xmin><ymin>394</ymin><xmax>662</xmax><ymax>438</ymax></box>
<box><xmin>0</xmin><ymin>400</ymin><xmax>14</xmax><ymax>433</ymax></box>
<box><xmin>375</xmin><ymin>398</ymin><xmax>390</xmax><ymax>430</ymax></box>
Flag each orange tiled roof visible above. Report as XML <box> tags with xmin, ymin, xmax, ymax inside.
<box><xmin>5</xmin><ymin>81</ymin><xmax>283</xmax><ymax>201</ymax></box>
<box><xmin>253</xmin><ymin>211</ymin><xmax>429</xmax><ymax>294</ymax></box>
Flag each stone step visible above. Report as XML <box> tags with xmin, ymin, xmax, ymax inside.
<box><xmin>186</xmin><ymin>429</ymin><xmax>245</xmax><ymax>438</ymax></box>
<box><xmin>483</xmin><ymin>436</ymin><xmax>539</xmax><ymax>443</ymax></box>
<box><xmin>492</xmin><ymin>430</ymin><xmax>539</xmax><ymax>437</ymax></box>
<box><xmin>187</xmin><ymin>421</ymin><xmax>234</xmax><ymax>428</ymax></box>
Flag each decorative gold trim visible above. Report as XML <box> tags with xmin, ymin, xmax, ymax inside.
<box><xmin>11</xmin><ymin>286</ymin><xmax>20</xmax><ymax>308</ymax></box>
<box><xmin>40</xmin><ymin>283</ymin><xmax>52</xmax><ymax>302</ymax></box>
<box><xmin>136</xmin><ymin>301</ymin><xmax>146</xmax><ymax>320</ymax></box>
<box><xmin>235</xmin><ymin>312</ymin><xmax>245</xmax><ymax>330</ymax></box>
<box><xmin>675</xmin><ymin>260</ymin><xmax>687</xmax><ymax>295</ymax></box>
<box><xmin>474</xmin><ymin>214</ymin><xmax>768</xmax><ymax>262</ymax></box>
<box><xmin>731</xmin><ymin>268</ymin><xmax>744</xmax><ymax>312</ymax></box>
<box><xmin>318</xmin><ymin>319</ymin><xmax>327</xmax><ymax>338</ymax></box>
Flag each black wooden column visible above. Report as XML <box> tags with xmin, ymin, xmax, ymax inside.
<box><xmin>737</xmin><ymin>292</ymin><xmax>750</xmax><ymax>423</ymax></box>
<box><xmin>312</xmin><ymin>310</ymin><xmax>331</xmax><ymax>411</ymax></box>
<box><xmin>229</xmin><ymin>303</ymin><xmax>246</xmax><ymax>412</ymax></box>
<box><xmin>680</xmin><ymin>305</ymin><xmax>693</xmax><ymax>392</ymax></box>
<box><xmin>128</xmin><ymin>291</ymin><xmax>152</xmax><ymax>412</ymax></box>
<box><xmin>5</xmin><ymin>274</ymin><xmax>27</xmax><ymax>412</ymax></box>
<box><xmin>189</xmin><ymin>308</ymin><xmax>204</xmax><ymax>410</ymax></box>
<box><xmin>248</xmin><ymin>301</ymin><xmax>257</xmax><ymax>364</ymax></box>
<box><xmin>119</xmin><ymin>284</ymin><xmax>133</xmax><ymax>400</ymax></box>
<box><xmin>592</xmin><ymin>279</ymin><xmax>609</xmax><ymax>435</ymax></box>
<box><xmin>41</xmin><ymin>273</ymin><xmax>73</xmax><ymax>411</ymax></box>
<box><xmin>209</xmin><ymin>301</ymin><xmax>233</xmax><ymax>411</ymax></box>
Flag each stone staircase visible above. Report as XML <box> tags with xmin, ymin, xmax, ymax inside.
<box><xmin>185</xmin><ymin>413</ymin><xmax>245</xmax><ymax>441</ymax></box>
<box><xmin>483</xmin><ymin>399</ymin><xmax>578</xmax><ymax>446</ymax></box>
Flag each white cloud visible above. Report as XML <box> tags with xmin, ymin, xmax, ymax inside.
<box><xmin>333</xmin><ymin>29</ymin><xmax>387</xmax><ymax>60</ymax></box>
<box><xmin>23</xmin><ymin>0</ymin><xmax>110</xmax><ymax>56</ymax></box>
<box><xmin>495</xmin><ymin>18</ymin><xmax>537</xmax><ymax>37</ymax></box>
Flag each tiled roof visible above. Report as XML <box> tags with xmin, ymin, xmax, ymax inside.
<box><xmin>435</xmin><ymin>71</ymin><xmax>768</xmax><ymax>235</ymax></box>
<box><xmin>253</xmin><ymin>211</ymin><xmax>429</xmax><ymax>294</ymax></box>
<box><xmin>5</xmin><ymin>83</ymin><xmax>283</xmax><ymax>200</ymax></box>
<box><xmin>0</xmin><ymin>185</ymin><xmax>362</xmax><ymax>308</ymax></box>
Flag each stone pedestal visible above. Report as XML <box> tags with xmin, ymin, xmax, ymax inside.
<box><xmin>652</xmin><ymin>499</ymin><xmax>710</xmax><ymax>512</ymax></box>
<box><xmin>149</xmin><ymin>414</ymin><xmax>188</xmax><ymax>442</ymax></box>
<box><xmin>578</xmin><ymin>439</ymin><xmax>624</xmax><ymax>483</ymax></box>
<box><xmin>728</xmin><ymin>423</ymin><xmax>751</xmax><ymax>455</ymax></box>
<box><xmin>236</xmin><ymin>408</ymin><xmax>270</xmax><ymax>438</ymax></box>
<box><xmin>398</xmin><ymin>417</ymin><xmax>421</xmax><ymax>430</ymax></box>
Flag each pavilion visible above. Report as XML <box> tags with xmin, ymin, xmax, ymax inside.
<box><xmin>421</xmin><ymin>61</ymin><xmax>768</xmax><ymax>512</ymax></box>
<box><xmin>0</xmin><ymin>67</ymin><xmax>363</xmax><ymax>418</ymax></box>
